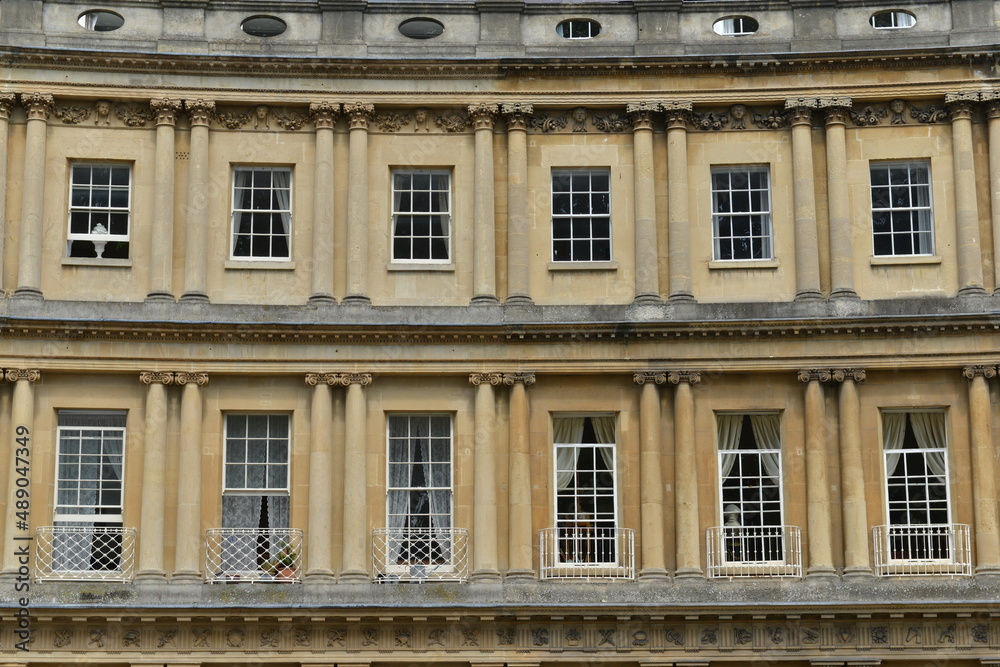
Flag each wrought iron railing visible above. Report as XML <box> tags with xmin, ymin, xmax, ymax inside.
<box><xmin>372</xmin><ymin>527</ymin><xmax>469</xmax><ymax>582</ymax></box>
<box><xmin>205</xmin><ymin>528</ymin><xmax>303</xmax><ymax>583</ymax></box>
<box><xmin>873</xmin><ymin>524</ymin><xmax>972</xmax><ymax>576</ymax></box>
<box><xmin>706</xmin><ymin>525</ymin><xmax>802</xmax><ymax>578</ymax></box>
<box><xmin>35</xmin><ymin>526</ymin><xmax>136</xmax><ymax>582</ymax></box>
<box><xmin>539</xmin><ymin>527</ymin><xmax>635</xmax><ymax>580</ymax></box>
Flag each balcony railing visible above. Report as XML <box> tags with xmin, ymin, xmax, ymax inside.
<box><xmin>372</xmin><ymin>527</ymin><xmax>469</xmax><ymax>582</ymax></box>
<box><xmin>706</xmin><ymin>525</ymin><xmax>802</xmax><ymax>578</ymax></box>
<box><xmin>204</xmin><ymin>528</ymin><xmax>303</xmax><ymax>583</ymax></box>
<box><xmin>539</xmin><ymin>527</ymin><xmax>635</xmax><ymax>580</ymax></box>
<box><xmin>35</xmin><ymin>526</ymin><xmax>136</xmax><ymax>582</ymax></box>
<box><xmin>873</xmin><ymin>523</ymin><xmax>972</xmax><ymax>576</ymax></box>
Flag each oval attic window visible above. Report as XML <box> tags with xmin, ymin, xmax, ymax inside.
<box><xmin>556</xmin><ymin>19</ymin><xmax>601</xmax><ymax>39</ymax></box>
<box><xmin>713</xmin><ymin>16</ymin><xmax>760</xmax><ymax>36</ymax></box>
<box><xmin>398</xmin><ymin>18</ymin><xmax>445</xmax><ymax>39</ymax></box>
<box><xmin>78</xmin><ymin>10</ymin><xmax>125</xmax><ymax>32</ymax></box>
<box><xmin>241</xmin><ymin>16</ymin><xmax>287</xmax><ymax>37</ymax></box>
<box><xmin>869</xmin><ymin>10</ymin><xmax>916</xmax><ymax>29</ymax></box>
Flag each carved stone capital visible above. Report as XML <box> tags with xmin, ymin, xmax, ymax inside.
<box><xmin>140</xmin><ymin>371</ymin><xmax>175</xmax><ymax>386</ymax></box>
<box><xmin>305</xmin><ymin>372</ymin><xmax>340</xmax><ymax>386</ymax></box>
<box><xmin>185</xmin><ymin>99</ymin><xmax>216</xmax><ymax>126</ymax></box>
<box><xmin>5</xmin><ymin>369</ymin><xmax>40</xmax><ymax>383</ymax></box>
<box><xmin>337</xmin><ymin>372</ymin><xmax>372</xmax><ymax>386</ymax></box>
<box><xmin>946</xmin><ymin>96</ymin><xmax>975</xmax><ymax>122</ymax></box>
<box><xmin>175</xmin><ymin>372</ymin><xmax>209</xmax><ymax>386</ymax></box>
<box><xmin>963</xmin><ymin>365</ymin><xmax>997</xmax><ymax>380</ymax></box>
<box><xmin>818</xmin><ymin>97</ymin><xmax>852</xmax><ymax>109</ymax></box>
<box><xmin>309</xmin><ymin>101</ymin><xmax>341</xmax><ymax>129</ymax></box>
<box><xmin>634</xmin><ymin>371</ymin><xmax>667</xmax><ymax>385</ymax></box>
<box><xmin>819</xmin><ymin>98</ymin><xmax>851</xmax><ymax>126</ymax></box>
<box><xmin>21</xmin><ymin>93</ymin><xmax>54</xmax><ymax>121</ymax></box>
<box><xmin>667</xmin><ymin>370</ymin><xmax>701</xmax><ymax>385</ymax></box>
<box><xmin>344</xmin><ymin>103</ymin><xmax>375</xmax><ymax>129</ymax></box>
<box><xmin>150</xmin><ymin>98</ymin><xmax>183</xmax><ymax>126</ymax></box>
<box><xmin>502</xmin><ymin>372</ymin><xmax>536</xmax><ymax>386</ymax></box>
<box><xmin>831</xmin><ymin>368</ymin><xmax>866</xmax><ymax>383</ymax></box>
<box><xmin>468</xmin><ymin>103</ymin><xmax>499</xmax><ymax>130</ymax></box>
<box><xmin>785</xmin><ymin>97</ymin><xmax>819</xmax><ymax>110</ymax></box>
<box><xmin>662</xmin><ymin>101</ymin><xmax>692</xmax><ymax>129</ymax></box>
<box><xmin>797</xmin><ymin>369</ymin><xmax>832</xmax><ymax>383</ymax></box>
<box><xmin>502</xmin><ymin>103</ymin><xmax>533</xmax><ymax>131</ymax></box>
<box><xmin>987</xmin><ymin>99</ymin><xmax>1000</xmax><ymax>120</ymax></box>
<box><xmin>470</xmin><ymin>372</ymin><xmax>503</xmax><ymax>386</ymax></box>
<box><xmin>0</xmin><ymin>93</ymin><xmax>15</xmax><ymax>120</ymax></box>
<box><xmin>627</xmin><ymin>102</ymin><xmax>658</xmax><ymax>131</ymax></box>
<box><xmin>785</xmin><ymin>98</ymin><xmax>818</xmax><ymax>125</ymax></box>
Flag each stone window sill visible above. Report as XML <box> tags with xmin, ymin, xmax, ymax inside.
<box><xmin>62</xmin><ymin>257</ymin><xmax>132</xmax><ymax>268</ymax></box>
<box><xmin>548</xmin><ymin>261</ymin><xmax>619</xmax><ymax>271</ymax></box>
<box><xmin>225</xmin><ymin>260</ymin><xmax>296</xmax><ymax>270</ymax></box>
<box><xmin>708</xmin><ymin>259</ymin><xmax>779</xmax><ymax>270</ymax></box>
<box><xmin>870</xmin><ymin>255</ymin><xmax>941</xmax><ymax>266</ymax></box>
<box><xmin>387</xmin><ymin>263</ymin><xmax>455</xmax><ymax>272</ymax></box>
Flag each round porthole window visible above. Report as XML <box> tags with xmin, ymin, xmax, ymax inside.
<box><xmin>556</xmin><ymin>19</ymin><xmax>601</xmax><ymax>39</ymax></box>
<box><xmin>398</xmin><ymin>18</ymin><xmax>444</xmax><ymax>39</ymax></box>
<box><xmin>241</xmin><ymin>15</ymin><xmax>287</xmax><ymax>37</ymax></box>
<box><xmin>78</xmin><ymin>10</ymin><xmax>125</xmax><ymax>32</ymax></box>
<box><xmin>869</xmin><ymin>10</ymin><xmax>916</xmax><ymax>29</ymax></box>
<box><xmin>712</xmin><ymin>16</ymin><xmax>759</xmax><ymax>36</ymax></box>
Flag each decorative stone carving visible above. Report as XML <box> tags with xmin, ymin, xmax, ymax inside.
<box><xmin>53</xmin><ymin>629</ymin><xmax>72</xmax><ymax>648</ymax></box>
<box><xmin>797</xmin><ymin>369</ymin><xmax>832</xmax><ymax>383</ymax></box>
<box><xmin>502</xmin><ymin>102</ymin><xmax>534</xmax><ymax>131</ymax></box>
<box><xmin>910</xmin><ymin>102</ymin><xmax>948</xmax><ymax>124</ymax></box>
<box><xmin>361</xmin><ymin>627</ymin><xmax>379</xmax><ymax>645</ymax></box>
<box><xmin>337</xmin><ymin>372</ymin><xmax>373</xmax><ymax>386</ymax></box>
<box><xmin>150</xmin><ymin>98</ymin><xmax>182</xmax><ymax>126</ymax></box>
<box><xmin>470</xmin><ymin>372</ymin><xmax>503</xmax><ymax>386</ymax></box>
<box><xmin>305</xmin><ymin>372</ymin><xmax>339</xmax><ymax>385</ymax></box>
<box><xmin>819</xmin><ymin>98</ymin><xmax>852</xmax><ymax>125</ymax></box>
<box><xmin>497</xmin><ymin>628</ymin><xmax>515</xmax><ymax>645</ymax></box>
<box><xmin>140</xmin><ymin>371</ymin><xmax>175</xmax><ymax>385</ymax></box>
<box><xmin>700</xmin><ymin>628</ymin><xmax>716</xmax><ymax>645</ymax></box>
<box><xmin>532</xmin><ymin>628</ymin><xmax>549</xmax><ymax>646</ymax></box>
<box><xmin>413</xmin><ymin>107</ymin><xmax>432</xmax><ymax>132</ymax></box>
<box><xmin>115</xmin><ymin>102</ymin><xmax>154</xmax><ymax>127</ymax></box>
<box><xmin>185</xmin><ymin>99</ymin><xmax>216</xmax><ymax>126</ymax></box>
<box><xmin>216</xmin><ymin>110</ymin><xmax>252</xmax><ymax>129</ymax></box>
<box><xmin>327</xmin><ymin>628</ymin><xmax>346</xmax><ymax>646</ymax></box>
<box><xmin>174</xmin><ymin>371</ymin><xmax>209</xmax><ymax>386</ymax></box>
<box><xmin>692</xmin><ymin>110</ymin><xmax>728</xmax><ymax>131</ymax></box>
<box><xmin>767</xmin><ymin>626</ymin><xmax>784</xmax><ymax>644</ymax></box>
<box><xmin>428</xmin><ymin>628</ymin><xmax>447</xmax><ymax>646</ymax></box>
<box><xmin>938</xmin><ymin>625</ymin><xmax>956</xmax><ymax>643</ymax></box>
<box><xmin>888</xmin><ymin>99</ymin><xmax>908</xmax><ymax>124</ymax></box>
<box><xmin>632</xmin><ymin>630</ymin><xmax>648</xmax><ymax>646</ymax></box>
<box><xmin>436</xmin><ymin>110</ymin><xmax>470</xmax><ymax>132</ymax></box>
<box><xmin>592</xmin><ymin>110</ymin><xmax>631</xmax><ymax>133</ymax></box>
<box><xmin>5</xmin><ymin>369</ymin><xmax>40</xmax><ymax>383</ymax></box>
<box><xmin>752</xmin><ymin>108</ymin><xmax>788</xmax><ymax>129</ymax></box>
<box><xmin>530</xmin><ymin>111</ymin><xmax>568</xmax><ymax>133</ymax></box>
<box><xmin>226</xmin><ymin>628</ymin><xmax>245</xmax><ymax>647</ymax></box>
<box><xmin>503</xmin><ymin>372</ymin><xmax>536</xmax><ymax>386</ymax></box>
<box><xmin>728</xmin><ymin>104</ymin><xmax>747</xmax><ymax>129</ymax></box>
<box><xmin>94</xmin><ymin>99</ymin><xmax>112</xmax><ymax>126</ymax></box>
<box><xmin>394</xmin><ymin>629</ymin><xmax>410</xmax><ymax>647</ymax></box>
<box><xmin>310</xmin><ymin>101</ymin><xmax>340</xmax><ymax>129</ymax></box>
<box><xmin>665</xmin><ymin>628</ymin><xmax>683</xmax><ymax>645</ymax></box>
<box><xmin>735</xmin><ymin>628</ymin><xmax>753</xmax><ymax>645</ymax></box>
<box><xmin>373</xmin><ymin>112</ymin><xmax>408</xmax><ymax>132</ymax></box>
<box><xmin>946</xmin><ymin>93</ymin><xmax>977</xmax><ymax>121</ymax></box>
<box><xmin>122</xmin><ymin>629</ymin><xmax>141</xmax><ymax>647</ymax></box>
<box><xmin>157</xmin><ymin>629</ymin><xmax>176</xmax><ymax>647</ymax></box>
<box><xmin>905</xmin><ymin>626</ymin><xmax>922</xmax><ymax>643</ymax></box>
<box><xmin>276</xmin><ymin>111</ymin><xmax>308</xmax><ymax>130</ymax></box>
<box><xmin>468</xmin><ymin>103</ymin><xmax>499</xmax><ymax>129</ymax></box>
<box><xmin>0</xmin><ymin>93</ymin><xmax>16</xmax><ymax>120</ymax></box>
<box><xmin>627</xmin><ymin>101</ymin><xmax>658</xmax><ymax>130</ymax></box>
<box><xmin>192</xmin><ymin>628</ymin><xmax>210</xmax><ymax>647</ymax></box>
<box><xmin>260</xmin><ymin>628</ymin><xmax>280</xmax><ymax>647</ymax></box>
<box><xmin>831</xmin><ymin>368</ymin><xmax>866</xmax><ymax>383</ymax></box>
<box><xmin>871</xmin><ymin>627</ymin><xmax>889</xmax><ymax>644</ymax></box>
<box><xmin>344</xmin><ymin>102</ymin><xmax>375</xmax><ymax>129</ymax></box>
<box><xmin>963</xmin><ymin>365</ymin><xmax>997</xmax><ymax>379</ymax></box>
<box><xmin>88</xmin><ymin>628</ymin><xmax>105</xmax><ymax>648</ymax></box>
<box><xmin>54</xmin><ymin>104</ymin><xmax>92</xmax><ymax>124</ymax></box>
<box><xmin>461</xmin><ymin>627</ymin><xmax>480</xmax><ymax>646</ymax></box>
<box><xmin>971</xmin><ymin>624</ymin><xmax>988</xmax><ymax>643</ymax></box>
<box><xmin>850</xmin><ymin>105</ymin><xmax>887</xmax><ymax>126</ymax></box>
<box><xmin>254</xmin><ymin>105</ymin><xmax>270</xmax><ymax>129</ymax></box>
<box><xmin>667</xmin><ymin>370</ymin><xmax>701</xmax><ymax>385</ymax></box>
<box><xmin>21</xmin><ymin>92</ymin><xmax>54</xmax><ymax>121</ymax></box>
<box><xmin>634</xmin><ymin>371</ymin><xmax>667</xmax><ymax>385</ymax></box>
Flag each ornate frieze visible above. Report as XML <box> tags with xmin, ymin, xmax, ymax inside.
<box><xmin>436</xmin><ymin>109</ymin><xmax>470</xmax><ymax>132</ymax></box>
<box><xmin>53</xmin><ymin>104</ymin><xmax>92</xmax><ymax>125</ymax></box>
<box><xmin>592</xmin><ymin>109</ymin><xmax>631</xmax><ymax>133</ymax></box>
<box><xmin>276</xmin><ymin>110</ymin><xmax>308</xmax><ymax>130</ymax></box>
<box><xmin>215</xmin><ymin>109</ymin><xmax>252</xmax><ymax>129</ymax></box>
<box><xmin>115</xmin><ymin>102</ymin><xmax>154</xmax><ymax>127</ymax></box>
<box><xmin>849</xmin><ymin>104</ymin><xmax>887</xmax><ymax>127</ymax></box>
<box><xmin>530</xmin><ymin>110</ymin><xmax>568</xmax><ymax>133</ymax></box>
<box><xmin>372</xmin><ymin>111</ymin><xmax>408</xmax><ymax>132</ymax></box>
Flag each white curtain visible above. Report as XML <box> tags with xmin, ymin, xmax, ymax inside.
<box><xmin>717</xmin><ymin>414</ymin><xmax>744</xmax><ymax>479</ymax></box>
<box><xmin>590</xmin><ymin>416</ymin><xmax>616</xmax><ymax>471</ymax></box>
<box><xmin>749</xmin><ymin>414</ymin><xmax>782</xmax><ymax>483</ymax></box>
<box><xmin>908</xmin><ymin>411</ymin><xmax>947</xmax><ymax>477</ymax></box>
<box><xmin>553</xmin><ymin>417</ymin><xmax>585</xmax><ymax>489</ymax></box>
<box><xmin>882</xmin><ymin>411</ymin><xmax>907</xmax><ymax>477</ymax></box>
<box><xmin>272</xmin><ymin>169</ymin><xmax>292</xmax><ymax>236</ymax></box>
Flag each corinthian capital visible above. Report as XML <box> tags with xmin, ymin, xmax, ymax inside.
<box><xmin>344</xmin><ymin>103</ymin><xmax>374</xmax><ymax>129</ymax></box>
<box><xmin>185</xmin><ymin>99</ymin><xmax>216</xmax><ymax>126</ymax></box>
<box><xmin>150</xmin><ymin>98</ymin><xmax>182</xmax><ymax>126</ymax></box>
<box><xmin>21</xmin><ymin>93</ymin><xmax>54</xmax><ymax>121</ymax></box>
<box><xmin>501</xmin><ymin>103</ymin><xmax>533</xmax><ymax>131</ymax></box>
<box><xmin>468</xmin><ymin>103</ymin><xmax>499</xmax><ymax>130</ymax></box>
<box><xmin>309</xmin><ymin>101</ymin><xmax>341</xmax><ymax>129</ymax></box>
<box><xmin>0</xmin><ymin>93</ymin><xmax>16</xmax><ymax>120</ymax></box>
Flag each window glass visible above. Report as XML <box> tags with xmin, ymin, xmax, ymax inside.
<box><xmin>398</xmin><ymin>18</ymin><xmax>444</xmax><ymax>39</ymax></box>
<box><xmin>713</xmin><ymin>16</ymin><xmax>759</xmax><ymax>36</ymax></box>
<box><xmin>241</xmin><ymin>15</ymin><xmax>287</xmax><ymax>37</ymax></box>
<box><xmin>391</xmin><ymin>170</ymin><xmax>451</xmax><ymax>262</ymax></box>
<box><xmin>551</xmin><ymin>169</ymin><xmax>612</xmax><ymax>262</ymax></box>
<box><xmin>556</xmin><ymin>19</ymin><xmax>601</xmax><ymax>39</ymax></box>
<box><xmin>711</xmin><ymin>166</ymin><xmax>772</xmax><ymax>260</ymax></box>
<box><xmin>870</xmin><ymin>10</ymin><xmax>916</xmax><ymax>29</ymax></box>
<box><xmin>870</xmin><ymin>161</ymin><xmax>933</xmax><ymax>256</ymax></box>
<box><xmin>231</xmin><ymin>167</ymin><xmax>292</xmax><ymax>260</ymax></box>
<box><xmin>68</xmin><ymin>163</ymin><xmax>131</xmax><ymax>259</ymax></box>
<box><xmin>78</xmin><ymin>10</ymin><xmax>124</xmax><ymax>31</ymax></box>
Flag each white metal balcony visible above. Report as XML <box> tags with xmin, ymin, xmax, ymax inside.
<box><xmin>873</xmin><ymin>523</ymin><xmax>972</xmax><ymax>576</ymax></box>
<box><xmin>706</xmin><ymin>525</ymin><xmax>802</xmax><ymax>578</ymax></box>
<box><xmin>204</xmin><ymin>528</ymin><xmax>303</xmax><ymax>583</ymax></box>
<box><xmin>372</xmin><ymin>527</ymin><xmax>469</xmax><ymax>582</ymax></box>
<box><xmin>35</xmin><ymin>526</ymin><xmax>136</xmax><ymax>582</ymax></box>
<box><xmin>539</xmin><ymin>527</ymin><xmax>635</xmax><ymax>580</ymax></box>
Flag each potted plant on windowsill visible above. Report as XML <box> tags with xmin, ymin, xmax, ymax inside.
<box><xmin>264</xmin><ymin>542</ymin><xmax>298</xmax><ymax>581</ymax></box>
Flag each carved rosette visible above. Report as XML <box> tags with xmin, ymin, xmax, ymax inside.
<box><xmin>5</xmin><ymin>369</ymin><xmax>40</xmax><ymax>383</ymax></box>
<box><xmin>305</xmin><ymin>373</ymin><xmax>341</xmax><ymax>386</ymax></box>
<box><xmin>785</xmin><ymin>97</ymin><xmax>818</xmax><ymax>126</ymax></box>
<box><xmin>0</xmin><ymin>93</ymin><xmax>16</xmax><ymax>120</ymax></box>
<box><xmin>797</xmin><ymin>369</ymin><xmax>832</xmax><ymax>383</ymax></box>
<box><xmin>831</xmin><ymin>368</ymin><xmax>866</xmax><ymax>383</ymax></box>
<box><xmin>309</xmin><ymin>102</ymin><xmax>341</xmax><ymax>130</ymax></box>
<box><xmin>150</xmin><ymin>98</ymin><xmax>183</xmax><ymax>126</ymax></box>
<box><xmin>634</xmin><ymin>371</ymin><xmax>667</xmax><ymax>385</ymax></box>
<box><xmin>662</xmin><ymin>101</ymin><xmax>693</xmax><ymax>130</ymax></box>
<box><xmin>502</xmin><ymin>372</ymin><xmax>536</xmax><ymax>386</ymax></box>
<box><xmin>667</xmin><ymin>370</ymin><xmax>701</xmax><ymax>385</ymax></box>
<box><xmin>344</xmin><ymin>103</ymin><xmax>375</xmax><ymax>130</ymax></box>
<box><xmin>470</xmin><ymin>372</ymin><xmax>503</xmax><ymax>386</ymax></box>
<box><xmin>54</xmin><ymin>105</ymin><xmax>92</xmax><ymax>125</ymax></box>
<box><xmin>468</xmin><ymin>103</ymin><xmax>499</xmax><ymax>130</ymax></box>
<box><xmin>818</xmin><ymin>97</ymin><xmax>852</xmax><ymax>126</ymax></box>
<box><xmin>21</xmin><ymin>93</ymin><xmax>54</xmax><ymax>121</ymax></box>
<box><xmin>963</xmin><ymin>365</ymin><xmax>997</xmax><ymax>380</ymax></box>
<box><xmin>276</xmin><ymin>112</ymin><xmax>308</xmax><ymax>131</ymax></box>
<box><xmin>946</xmin><ymin>92</ymin><xmax>979</xmax><ymax>121</ymax></box>
<box><xmin>850</xmin><ymin>105</ymin><xmax>888</xmax><ymax>127</ymax></box>
<box><xmin>627</xmin><ymin>102</ymin><xmax>658</xmax><ymax>131</ymax></box>
<box><xmin>140</xmin><ymin>371</ymin><xmax>175</xmax><ymax>385</ymax></box>
<box><xmin>910</xmin><ymin>103</ymin><xmax>948</xmax><ymax>124</ymax></box>
<box><xmin>175</xmin><ymin>372</ymin><xmax>209</xmax><ymax>386</ymax></box>
<box><xmin>501</xmin><ymin>103</ymin><xmax>533</xmax><ymax>131</ymax></box>
<box><xmin>215</xmin><ymin>111</ymin><xmax>252</xmax><ymax>130</ymax></box>
<box><xmin>337</xmin><ymin>372</ymin><xmax>373</xmax><ymax>386</ymax></box>
<box><xmin>185</xmin><ymin>99</ymin><xmax>216</xmax><ymax>126</ymax></box>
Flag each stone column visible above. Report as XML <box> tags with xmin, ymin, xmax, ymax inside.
<box><xmin>136</xmin><ymin>371</ymin><xmax>174</xmax><ymax>581</ymax></box>
<box><xmin>470</xmin><ymin>372</ymin><xmax>502</xmax><ymax>579</ymax></box>
<box><xmin>0</xmin><ymin>94</ymin><xmax>15</xmax><ymax>289</ymax></box>
<box><xmin>786</xmin><ymin>99</ymin><xmax>822</xmax><ymax>301</ymax></box>
<box><xmin>172</xmin><ymin>372</ymin><xmax>207</xmax><ymax>581</ymax></box>
<box><xmin>629</xmin><ymin>103</ymin><xmax>662</xmax><ymax>305</ymax></box>
<box><xmin>343</xmin><ymin>104</ymin><xmax>374</xmax><ymax>305</ymax></box>
<box><xmin>1</xmin><ymin>370</ymin><xmax>38</xmax><ymax>574</ymax></box>
<box><xmin>798</xmin><ymin>369</ymin><xmax>835</xmax><ymax>576</ymax></box>
<box><xmin>147</xmin><ymin>99</ymin><xmax>182</xmax><ymax>302</ymax></box>
<box><xmin>502</xmin><ymin>103</ymin><xmax>533</xmax><ymax>305</ymax></box>
<box><xmin>947</xmin><ymin>93</ymin><xmax>987</xmax><ymax>296</ymax></box>
<box><xmin>664</xmin><ymin>102</ymin><xmax>694</xmax><ymax>302</ymax></box>
<box><xmin>339</xmin><ymin>372</ymin><xmax>372</xmax><ymax>581</ymax></box>
<box><xmin>820</xmin><ymin>98</ymin><xmax>858</xmax><ymax>299</ymax></box>
<box><xmin>670</xmin><ymin>370</ymin><xmax>702</xmax><ymax>577</ymax></box>
<box><xmin>504</xmin><ymin>372</ymin><xmax>536</xmax><ymax>578</ymax></box>
<box><xmin>180</xmin><ymin>100</ymin><xmax>215</xmax><ymax>302</ymax></box>
<box><xmin>832</xmin><ymin>368</ymin><xmax>871</xmax><ymax>576</ymax></box>
<box><xmin>309</xmin><ymin>102</ymin><xmax>340</xmax><ymax>304</ymax></box>
<box><xmin>963</xmin><ymin>365</ymin><xmax>1000</xmax><ymax>573</ymax></box>
<box><xmin>14</xmin><ymin>93</ymin><xmax>53</xmax><ymax>300</ymax></box>
<box><xmin>635</xmin><ymin>371</ymin><xmax>668</xmax><ymax>578</ymax></box>
<box><xmin>305</xmin><ymin>373</ymin><xmax>337</xmax><ymax>580</ymax></box>
<box><xmin>984</xmin><ymin>93</ymin><xmax>1000</xmax><ymax>294</ymax></box>
<box><xmin>469</xmin><ymin>104</ymin><xmax>500</xmax><ymax>305</ymax></box>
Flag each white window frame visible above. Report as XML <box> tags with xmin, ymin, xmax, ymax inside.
<box><xmin>713</xmin><ymin>16</ymin><xmax>759</xmax><ymax>36</ymax></box>
<box><xmin>54</xmin><ymin>410</ymin><xmax>127</xmax><ymax>524</ymax></box>
<box><xmin>390</xmin><ymin>170</ymin><xmax>452</xmax><ymax>263</ymax></box>
<box><xmin>222</xmin><ymin>413</ymin><xmax>290</xmax><ymax>530</ymax></box>
<box><xmin>230</xmin><ymin>166</ymin><xmax>293</xmax><ymax>261</ymax></box>
<box><xmin>711</xmin><ymin>165</ymin><xmax>773</xmax><ymax>261</ymax></box>
<box><xmin>557</xmin><ymin>19</ymin><xmax>600</xmax><ymax>39</ymax></box>
<box><xmin>551</xmin><ymin>169</ymin><xmax>613</xmax><ymax>263</ymax></box>
<box><xmin>870</xmin><ymin>10</ymin><xmax>916</xmax><ymax>29</ymax></box>
<box><xmin>870</xmin><ymin>161</ymin><xmax>934</xmax><ymax>257</ymax></box>
<box><xmin>67</xmin><ymin>163</ymin><xmax>131</xmax><ymax>259</ymax></box>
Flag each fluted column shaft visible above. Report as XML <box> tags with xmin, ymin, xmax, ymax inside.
<box><xmin>671</xmin><ymin>371</ymin><xmax>702</xmax><ymax>577</ymax></box>
<box><xmin>137</xmin><ymin>372</ymin><xmax>173</xmax><ymax>580</ymax></box>
<box><xmin>822</xmin><ymin>100</ymin><xmax>858</xmax><ymax>299</ymax></box>
<box><xmin>629</xmin><ymin>104</ymin><xmax>661</xmax><ymax>304</ymax></box>
<box><xmin>502</xmin><ymin>104</ymin><xmax>533</xmax><ymax>305</ymax></box>
<box><xmin>505</xmin><ymin>372</ymin><xmax>535</xmax><ymax>577</ymax></box>
<box><xmin>344</xmin><ymin>104</ymin><xmax>373</xmax><ymax>304</ymax></box>
<box><xmin>986</xmin><ymin>97</ymin><xmax>1000</xmax><ymax>294</ymax></box>
<box><xmin>834</xmin><ymin>369</ymin><xmax>871</xmax><ymax>576</ymax></box>
<box><xmin>306</xmin><ymin>374</ymin><xmax>336</xmax><ymax>579</ymax></box>
<box><xmin>15</xmin><ymin>94</ymin><xmax>53</xmax><ymax>299</ymax></box>
<box><xmin>470</xmin><ymin>104</ymin><xmax>499</xmax><ymax>305</ymax></box>
<box><xmin>948</xmin><ymin>95</ymin><xmax>986</xmax><ymax>295</ymax></box>
<box><xmin>636</xmin><ymin>372</ymin><xmax>667</xmax><ymax>578</ymax></box>
<box><xmin>665</xmin><ymin>104</ymin><xmax>694</xmax><ymax>302</ymax></box>
<box><xmin>471</xmin><ymin>373</ymin><xmax>501</xmax><ymax>579</ymax></box>
<box><xmin>310</xmin><ymin>103</ymin><xmax>339</xmax><ymax>304</ymax></box>
<box><xmin>2</xmin><ymin>370</ymin><xmax>38</xmax><ymax>573</ymax></box>
<box><xmin>0</xmin><ymin>94</ymin><xmax>14</xmax><ymax>290</ymax></box>
<box><xmin>341</xmin><ymin>374</ymin><xmax>372</xmax><ymax>580</ymax></box>
<box><xmin>173</xmin><ymin>373</ymin><xmax>207</xmax><ymax>580</ymax></box>
<box><xmin>965</xmin><ymin>366</ymin><xmax>1000</xmax><ymax>573</ymax></box>
<box><xmin>788</xmin><ymin>101</ymin><xmax>822</xmax><ymax>301</ymax></box>
<box><xmin>800</xmin><ymin>369</ymin><xmax>835</xmax><ymax>576</ymax></box>
<box><xmin>181</xmin><ymin>100</ymin><xmax>214</xmax><ymax>302</ymax></box>
<box><xmin>148</xmin><ymin>100</ymin><xmax>182</xmax><ymax>301</ymax></box>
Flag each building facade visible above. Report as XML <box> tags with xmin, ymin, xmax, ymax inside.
<box><xmin>0</xmin><ymin>0</ymin><xmax>999</xmax><ymax>665</ymax></box>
